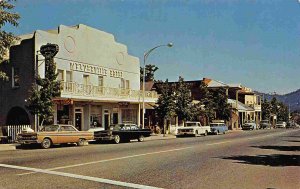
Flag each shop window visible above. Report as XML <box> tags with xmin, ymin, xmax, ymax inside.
<box><xmin>57</xmin><ymin>105</ymin><xmax>70</xmax><ymax>124</ymax></box>
<box><xmin>121</xmin><ymin>109</ymin><xmax>137</xmax><ymax>124</ymax></box>
<box><xmin>12</xmin><ymin>67</ymin><xmax>20</xmax><ymax>88</ymax></box>
<box><xmin>90</xmin><ymin>106</ymin><xmax>102</xmax><ymax>128</ymax></box>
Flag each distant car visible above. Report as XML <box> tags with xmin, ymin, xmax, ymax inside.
<box><xmin>93</xmin><ymin>123</ymin><xmax>152</xmax><ymax>144</ymax></box>
<box><xmin>242</xmin><ymin>121</ymin><xmax>257</xmax><ymax>130</ymax></box>
<box><xmin>210</xmin><ymin>121</ymin><xmax>228</xmax><ymax>135</ymax></box>
<box><xmin>275</xmin><ymin>121</ymin><xmax>286</xmax><ymax>128</ymax></box>
<box><xmin>176</xmin><ymin>121</ymin><xmax>210</xmax><ymax>137</ymax></box>
<box><xmin>17</xmin><ymin>125</ymin><xmax>94</xmax><ymax>149</ymax></box>
<box><xmin>259</xmin><ymin>120</ymin><xmax>271</xmax><ymax>129</ymax></box>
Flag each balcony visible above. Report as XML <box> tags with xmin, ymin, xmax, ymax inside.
<box><xmin>59</xmin><ymin>82</ymin><xmax>158</xmax><ymax>103</ymax></box>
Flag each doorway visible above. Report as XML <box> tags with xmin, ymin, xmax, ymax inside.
<box><xmin>75</xmin><ymin>108</ymin><xmax>83</xmax><ymax>131</ymax></box>
<box><xmin>104</xmin><ymin>110</ymin><xmax>110</xmax><ymax>130</ymax></box>
<box><xmin>113</xmin><ymin>113</ymin><xmax>118</xmax><ymax>124</ymax></box>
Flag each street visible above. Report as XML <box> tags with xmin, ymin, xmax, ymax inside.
<box><xmin>0</xmin><ymin>129</ymin><xmax>299</xmax><ymax>189</ymax></box>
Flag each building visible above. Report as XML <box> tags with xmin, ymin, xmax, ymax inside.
<box><xmin>0</xmin><ymin>24</ymin><xmax>157</xmax><ymax>131</ymax></box>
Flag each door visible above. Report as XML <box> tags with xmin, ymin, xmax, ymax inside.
<box><xmin>104</xmin><ymin>109</ymin><xmax>110</xmax><ymax>130</ymax></box>
<box><xmin>113</xmin><ymin>113</ymin><xmax>118</xmax><ymax>124</ymax></box>
<box><xmin>75</xmin><ymin>108</ymin><xmax>83</xmax><ymax>131</ymax></box>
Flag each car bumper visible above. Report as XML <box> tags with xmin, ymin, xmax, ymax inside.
<box><xmin>17</xmin><ymin>140</ymin><xmax>39</xmax><ymax>144</ymax></box>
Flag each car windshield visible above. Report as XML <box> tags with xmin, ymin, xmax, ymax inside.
<box><xmin>111</xmin><ymin>124</ymin><xmax>125</xmax><ymax>130</ymax></box>
<box><xmin>210</xmin><ymin>124</ymin><xmax>222</xmax><ymax>127</ymax></box>
<box><xmin>261</xmin><ymin>120</ymin><xmax>269</xmax><ymax>123</ymax></box>
<box><xmin>41</xmin><ymin>125</ymin><xmax>59</xmax><ymax>132</ymax></box>
<box><xmin>186</xmin><ymin>122</ymin><xmax>197</xmax><ymax>126</ymax></box>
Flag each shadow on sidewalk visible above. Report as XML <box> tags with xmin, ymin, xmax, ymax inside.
<box><xmin>220</xmin><ymin>154</ymin><xmax>300</xmax><ymax>167</ymax></box>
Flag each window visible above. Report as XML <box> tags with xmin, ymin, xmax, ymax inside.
<box><xmin>98</xmin><ymin>76</ymin><xmax>104</xmax><ymax>87</ymax></box>
<box><xmin>125</xmin><ymin>80</ymin><xmax>130</xmax><ymax>89</ymax></box>
<box><xmin>83</xmin><ymin>75</ymin><xmax>90</xmax><ymax>85</ymax></box>
<box><xmin>66</xmin><ymin>71</ymin><xmax>72</xmax><ymax>82</ymax></box>
<box><xmin>57</xmin><ymin>69</ymin><xmax>64</xmax><ymax>81</ymax></box>
<box><xmin>12</xmin><ymin>67</ymin><xmax>20</xmax><ymax>87</ymax></box>
<box><xmin>120</xmin><ymin>78</ymin><xmax>125</xmax><ymax>89</ymax></box>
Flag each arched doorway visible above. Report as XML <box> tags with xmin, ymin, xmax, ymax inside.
<box><xmin>6</xmin><ymin>107</ymin><xmax>30</xmax><ymax>125</ymax></box>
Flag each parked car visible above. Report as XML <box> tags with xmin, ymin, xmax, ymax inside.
<box><xmin>260</xmin><ymin>120</ymin><xmax>271</xmax><ymax>129</ymax></box>
<box><xmin>275</xmin><ymin>121</ymin><xmax>286</xmax><ymax>128</ymax></box>
<box><xmin>93</xmin><ymin>123</ymin><xmax>152</xmax><ymax>144</ymax></box>
<box><xmin>176</xmin><ymin>121</ymin><xmax>210</xmax><ymax>137</ymax></box>
<box><xmin>210</xmin><ymin>121</ymin><xmax>228</xmax><ymax>135</ymax></box>
<box><xmin>242</xmin><ymin>121</ymin><xmax>257</xmax><ymax>130</ymax></box>
<box><xmin>17</xmin><ymin>124</ymin><xmax>94</xmax><ymax>149</ymax></box>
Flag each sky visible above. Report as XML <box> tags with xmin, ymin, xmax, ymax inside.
<box><xmin>3</xmin><ymin>0</ymin><xmax>300</xmax><ymax>94</ymax></box>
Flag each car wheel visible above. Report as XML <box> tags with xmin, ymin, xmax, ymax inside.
<box><xmin>138</xmin><ymin>135</ymin><xmax>144</xmax><ymax>142</ymax></box>
<box><xmin>77</xmin><ymin>138</ymin><xmax>86</xmax><ymax>146</ymax></box>
<box><xmin>114</xmin><ymin>135</ymin><xmax>120</xmax><ymax>144</ymax></box>
<box><xmin>195</xmin><ymin>130</ymin><xmax>198</xmax><ymax>137</ymax></box>
<box><xmin>204</xmin><ymin>130</ymin><xmax>208</xmax><ymax>136</ymax></box>
<box><xmin>41</xmin><ymin>138</ymin><xmax>52</xmax><ymax>149</ymax></box>
<box><xmin>216</xmin><ymin>130</ymin><xmax>219</xmax><ymax>135</ymax></box>
<box><xmin>223</xmin><ymin>131</ymin><xmax>226</xmax><ymax>134</ymax></box>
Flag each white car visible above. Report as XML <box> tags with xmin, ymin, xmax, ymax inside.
<box><xmin>176</xmin><ymin>121</ymin><xmax>210</xmax><ymax>138</ymax></box>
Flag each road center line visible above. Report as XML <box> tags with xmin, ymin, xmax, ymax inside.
<box><xmin>1</xmin><ymin>163</ymin><xmax>162</xmax><ymax>189</ymax></box>
<box><xmin>18</xmin><ymin>146</ymin><xmax>193</xmax><ymax>176</ymax></box>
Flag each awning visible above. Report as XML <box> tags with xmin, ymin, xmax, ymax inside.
<box><xmin>228</xmin><ymin>99</ymin><xmax>254</xmax><ymax>112</ymax></box>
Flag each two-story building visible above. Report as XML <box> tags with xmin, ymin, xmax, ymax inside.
<box><xmin>0</xmin><ymin>24</ymin><xmax>157</xmax><ymax>131</ymax></box>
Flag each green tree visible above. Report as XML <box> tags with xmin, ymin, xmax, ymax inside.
<box><xmin>174</xmin><ymin>76</ymin><xmax>194</xmax><ymax>124</ymax></box>
<box><xmin>211</xmin><ymin>88</ymin><xmax>231</xmax><ymax>121</ymax></box>
<box><xmin>262</xmin><ymin>98</ymin><xmax>271</xmax><ymax>120</ymax></box>
<box><xmin>0</xmin><ymin>0</ymin><xmax>20</xmax><ymax>80</ymax></box>
<box><xmin>26</xmin><ymin>48</ymin><xmax>61</xmax><ymax>126</ymax></box>
<box><xmin>197</xmin><ymin>81</ymin><xmax>215</xmax><ymax>124</ymax></box>
<box><xmin>155</xmin><ymin>79</ymin><xmax>176</xmax><ymax>132</ymax></box>
<box><xmin>140</xmin><ymin>64</ymin><xmax>159</xmax><ymax>82</ymax></box>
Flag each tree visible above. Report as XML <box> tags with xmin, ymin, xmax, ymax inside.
<box><xmin>155</xmin><ymin>79</ymin><xmax>176</xmax><ymax>132</ymax></box>
<box><xmin>0</xmin><ymin>0</ymin><xmax>20</xmax><ymax>80</ymax></box>
<box><xmin>211</xmin><ymin>88</ymin><xmax>231</xmax><ymax>121</ymax></box>
<box><xmin>197</xmin><ymin>81</ymin><xmax>215</xmax><ymax>124</ymax></box>
<box><xmin>174</xmin><ymin>76</ymin><xmax>194</xmax><ymax>124</ymax></box>
<box><xmin>26</xmin><ymin>44</ymin><xmax>61</xmax><ymax>126</ymax></box>
<box><xmin>140</xmin><ymin>64</ymin><xmax>159</xmax><ymax>82</ymax></box>
<box><xmin>262</xmin><ymin>98</ymin><xmax>271</xmax><ymax>120</ymax></box>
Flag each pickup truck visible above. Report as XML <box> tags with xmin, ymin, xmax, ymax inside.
<box><xmin>93</xmin><ymin>123</ymin><xmax>152</xmax><ymax>144</ymax></box>
<box><xmin>176</xmin><ymin>121</ymin><xmax>210</xmax><ymax>138</ymax></box>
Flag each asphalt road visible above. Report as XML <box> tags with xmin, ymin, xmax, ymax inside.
<box><xmin>0</xmin><ymin>129</ymin><xmax>299</xmax><ymax>189</ymax></box>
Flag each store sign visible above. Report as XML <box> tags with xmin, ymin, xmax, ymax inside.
<box><xmin>69</xmin><ymin>62</ymin><xmax>123</xmax><ymax>78</ymax></box>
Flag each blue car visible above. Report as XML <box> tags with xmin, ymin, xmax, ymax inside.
<box><xmin>210</xmin><ymin>122</ymin><xmax>228</xmax><ymax>135</ymax></box>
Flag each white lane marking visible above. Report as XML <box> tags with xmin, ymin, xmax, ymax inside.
<box><xmin>1</xmin><ymin>164</ymin><xmax>162</xmax><ymax>189</ymax></box>
<box><xmin>206</xmin><ymin>141</ymin><xmax>231</xmax><ymax>146</ymax></box>
<box><xmin>18</xmin><ymin>146</ymin><xmax>193</xmax><ymax>176</ymax></box>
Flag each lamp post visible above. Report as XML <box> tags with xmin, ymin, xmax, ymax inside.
<box><xmin>142</xmin><ymin>43</ymin><xmax>173</xmax><ymax>129</ymax></box>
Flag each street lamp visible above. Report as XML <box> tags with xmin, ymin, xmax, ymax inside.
<box><xmin>142</xmin><ymin>43</ymin><xmax>173</xmax><ymax>129</ymax></box>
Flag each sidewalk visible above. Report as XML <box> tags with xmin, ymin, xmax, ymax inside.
<box><xmin>0</xmin><ymin>144</ymin><xmax>18</xmax><ymax>151</ymax></box>
<box><xmin>147</xmin><ymin>134</ymin><xmax>176</xmax><ymax>141</ymax></box>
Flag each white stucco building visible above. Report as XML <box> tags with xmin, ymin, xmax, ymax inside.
<box><xmin>0</xmin><ymin>24</ymin><xmax>157</xmax><ymax>131</ymax></box>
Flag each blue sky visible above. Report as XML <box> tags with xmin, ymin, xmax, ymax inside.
<box><xmin>4</xmin><ymin>0</ymin><xmax>300</xmax><ymax>94</ymax></box>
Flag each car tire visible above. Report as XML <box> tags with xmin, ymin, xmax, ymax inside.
<box><xmin>195</xmin><ymin>130</ymin><xmax>198</xmax><ymax>137</ymax></box>
<box><xmin>204</xmin><ymin>130</ymin><xmax>208</xmax><ymax>136</ymax></box>
<box><xmin>77</xmin><ymin>138</ymin><xmax>86</xmax><ymax>146</ymax></box>
<box><xmin>223</xmin><ymin>131</ymin><xmax>226</xmax><ymax>134</ymax></box>
<box><xmin>216</xmin><ymin>130</ymin><xmax>219</xmax><ymax>135</ymax></box>
<box><xmin>114</xmin><ymin>135</ymin><xmax>120</xmax><ymax>144</ymax></box>
<box><xmin>41</xmin><ymin>138</ymin><xmax>52</xmax><ymax>149</ymax></box>
<box><xmin>138</xmin><ymin>135</ymin><xmax>144</xmax><ymax>142</ymax></box>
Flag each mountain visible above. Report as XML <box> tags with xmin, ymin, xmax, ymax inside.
<box><xmin>256</xmin><ymin>89</ymin><xmax>300</xmax><ymax>112</ymax></box>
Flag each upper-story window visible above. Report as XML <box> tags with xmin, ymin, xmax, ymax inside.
<box><xmin>83</xmin><ymin>74</ymin><xmax>90</xmax><ymax>85</ymax></box>
<box><xmin>98</xmin><ymin>76</ymin><xmax>104</xmax><ymax>87</ymax></box>
<box><xmin>57</xmin><ymin>69</ymin><xmax>64</xmax><ymax>81</ymax></box>
<box><xmin>66</xmin><ymin>71</ymin><xmax>72</xmax><ymax>82</ymax></box>
<box><xmin>120</xmin><ymin>78</ymin><xmax>130</xmax><ymax>89</ymax></box>
<box><xmin>12</xmin><ymin>67</ymin><xmax>20</xmax><ymax>88</ymax></box>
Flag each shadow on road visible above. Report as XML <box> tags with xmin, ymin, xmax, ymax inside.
<box><xmin>284</xmin><ymin>140</ymin><xmax>300</xmax><ymax>143</ymax></box>
<box><xmin>220</xmin><ymin>154</ymin><xmax>300</xmax><ymax>167</ymax></box>
<box><xmin>251</xmin><ymin>145</ymin><xmax>300</xmax><ymax>151</ymax></box>
<box><xmin>16</xmin><ymin>143</ymin><xmax>78</xmax><ymax>150</ymax></box>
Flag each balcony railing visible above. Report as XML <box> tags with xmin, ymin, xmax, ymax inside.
<box><xmin>60</xmin><ymin>82</ymin><xmax>158</xmax><ymax>102</ymax></box>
